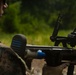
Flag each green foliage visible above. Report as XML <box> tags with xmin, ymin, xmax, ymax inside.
<box><xmin>0</xmin><ymin>0</ymin><xmax>76</xmax><ymax>34</ymax></box>
<box><xmin>20</xmin><ymin>0</ymin><xmax>76</xmax><ymax>30</ymax></box>
<box><xmin>0</xmin><ymin>29</ymin><xmax>71</xmax><ymax>46</ymax></box>
<box><xmin>3</xmin><ymin>11</ymin><xmax>18</xmax><ymax>33</ymax></box>
<box><xmin>1</xmin><ymin>2</ymin><xmax>21</xmax><ymax>33</ymax></box>
<box><xmin>19</xmin><ymin>13</ymin><xmax>50</xmax><ymax>34</ymax></box>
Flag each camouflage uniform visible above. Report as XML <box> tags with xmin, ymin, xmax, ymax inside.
<box><xmin>0</xmin><ymin>43</ymin><xmax>25</xmax><ymax>75</ymax></box>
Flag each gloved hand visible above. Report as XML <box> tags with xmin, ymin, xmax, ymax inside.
<box><xmin>42</xmin><ymin>63</ymin><xmax>69</xmax><ymax>75</ymax></box>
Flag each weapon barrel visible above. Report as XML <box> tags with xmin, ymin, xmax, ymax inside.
<box><xmin>26</xmin><ymin>45</ymin><xmax>76</xmax><ymax>62</ymax></box>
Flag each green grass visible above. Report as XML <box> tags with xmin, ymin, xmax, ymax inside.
<box><xmin>0</xmin><ymin>29</ymin><xmax>72</xmax><ymax>47</ymax></box>
<box><xmin>0</xmin><ymin>33</ymin><xmax>14</xmax><ymax>46</ymax></box>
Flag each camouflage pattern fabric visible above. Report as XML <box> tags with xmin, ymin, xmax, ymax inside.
<box><xmin>0</xmin><ymin>43</ymin><xmax>26</xmax><ymax>75</ymax></box>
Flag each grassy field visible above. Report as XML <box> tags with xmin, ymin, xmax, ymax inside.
<box><xmin>0</xmin><ymin>29</ymin><xmax>72</xmax><ymax>47</ymax></box>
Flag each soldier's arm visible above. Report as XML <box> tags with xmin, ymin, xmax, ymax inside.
<box><xmin>0</xmin><ymin>43</ymin><xmax>26</xmax><ymax>75</ymax></box>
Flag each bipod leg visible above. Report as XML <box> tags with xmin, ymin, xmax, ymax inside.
<box><xmin>67</xmin><ymin>64</ymin><xmax>74</xmax><ymax>75</ymax></box>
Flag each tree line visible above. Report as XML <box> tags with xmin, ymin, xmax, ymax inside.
<box><xmin>0</xmin><ymin>0</ymin><xmax>76</xmax><ymax>33</ymax></box>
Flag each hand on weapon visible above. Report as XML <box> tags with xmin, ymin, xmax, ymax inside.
<box><xmin>42</xmin><ymin>63</ymin><xmax>69</xmax><ymax>75</ymax></box>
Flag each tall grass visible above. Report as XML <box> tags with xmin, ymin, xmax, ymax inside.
<box><xmin>0</xmin><ymin>33</ymin><xmax>14</xmax><ymax>46</ymax></box>
<box><xmin>0</xmin><ymin>29</ymin><xmax>72</xmax><ymax>47</ymax></box>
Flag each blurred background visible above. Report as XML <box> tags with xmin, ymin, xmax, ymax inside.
<box><xmin>0</xmin><ymin>0</ymin><xmax>76</xmax><ymax>46</ymax></box>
